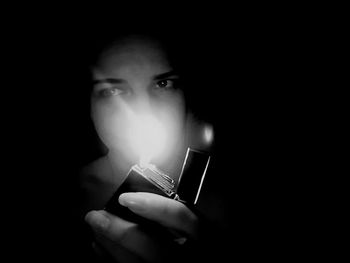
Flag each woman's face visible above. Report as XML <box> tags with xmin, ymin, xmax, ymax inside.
<box><xmin>91</xmin><ymin>37</ymin><xmax>186</xmax><ymax>170</ymax></box>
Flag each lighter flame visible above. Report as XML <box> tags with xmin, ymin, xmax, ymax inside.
<box><xmin>126</xmin><ymin>113</ymin><xmax>167</xmax><ymax>167</ymax></box>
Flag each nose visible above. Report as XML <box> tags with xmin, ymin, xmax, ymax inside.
<box><xmin>131</xmin><ymin>89</ymin><xmax>153</xmax><ymax>114</ymax></box>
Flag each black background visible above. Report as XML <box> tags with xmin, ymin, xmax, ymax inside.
<box><xmin>2</xmin><ymin>7</ymin><xmax>323</xmax><ymax>261</ymax></box>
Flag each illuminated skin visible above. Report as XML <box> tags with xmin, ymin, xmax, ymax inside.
<box><xmin>91</xmin><ymin>36</ymin><xmax>187</xmax><ymax>180</ymax></box>
<box><xmin>84</xmin><ymin>36</ymin><xmax>199</xmax><ymax>262</ymax></box>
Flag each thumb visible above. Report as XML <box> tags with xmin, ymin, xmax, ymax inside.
<box><xmin>118</xmin><ymin>192</ymin><xmax>198</xmax><ymax>238</ymax></box>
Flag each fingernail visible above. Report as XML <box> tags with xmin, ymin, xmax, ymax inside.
<box><xmin>85</xmin><ymin>211</ymin><xmax>110</xmax><ymax>232</ymax></box>
<box><xmin>119</xmin><ymin>193</ymin><xmax>145</xmax><ymax>211</ymax></box>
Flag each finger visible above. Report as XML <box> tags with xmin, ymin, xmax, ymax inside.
<box><xmin>118</xmin><ymin>192</ymin><xmax>198</xmax><ymax>238</ymax></box>
<box><xmin>85</xmin><ymin>210</ymin><xmax>136</xmax><ymax>243</ymax></box>
<box><xmin>85</xmin><ymin>210</ymin><xmax>175</xmax><ymax>262</ymax></box>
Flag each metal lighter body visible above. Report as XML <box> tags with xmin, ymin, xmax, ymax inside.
<box><xmin>104</xmin><ymin>148</ymin><xmax>211</xmax><ymax>224</ymax></box>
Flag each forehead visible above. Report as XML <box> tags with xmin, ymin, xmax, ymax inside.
<box><xmin>95</xmin><ymin>38</ymin><xmax>172</xmax><ymax>76</ymax></box>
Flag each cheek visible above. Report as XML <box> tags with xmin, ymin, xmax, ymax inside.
<box><xmin>91</xmin><ymin>100</ymin><xmax>130</xmax><ymax>149</ymax></box>
<box><xmin>153</xmin><ymin>92</ymin><xmax>186</xmax><ymax>129</ymax></box>
<box><xmin>91</xmin><ymin>99</ymin><xmax>139</xmax><ymax>172</ymax></box>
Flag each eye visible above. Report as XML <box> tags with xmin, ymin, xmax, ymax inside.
<box><xmin>98</xmin><ymin>87</ymin><xmax>124</xmax><ymax>97</ymax></box>
<box><xmin>156</xmin><ymin>79</ymin><xmax>174</xmax><ymax>89</ymax></box>
<box><xmin>94</xmin><ymin>82</ymin><xmax>126</xmax><ymax>98</ymax></box>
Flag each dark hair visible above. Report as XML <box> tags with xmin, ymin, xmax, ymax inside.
<box><xmin>86</xmin><ymin>30</ymin><xmax>194</xmax><ymax>105</ymax></box>
<box><xmin>87</xmin><ymin>30</ymin><xmax>185</xmax><ymax>68</ymax></box>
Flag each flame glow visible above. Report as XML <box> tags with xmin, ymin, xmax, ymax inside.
<box><xmin>126</xmin><ymin>113</ymin><xmax>167</xmax><ymax>167</ymax></box>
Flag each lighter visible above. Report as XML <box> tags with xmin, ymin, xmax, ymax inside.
<box><xmin>104</xmin><ymin>147</ymin><xmax>211</xmax><ymax>224</ymax></box>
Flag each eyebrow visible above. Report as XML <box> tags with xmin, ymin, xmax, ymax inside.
<box><xmin>153</xmin><ymin>70</ymin><xmax>179</xmax><ymax>80</ymax></box>
<box><xmin>93</xmin><ymin>78</ymin><xmax>126</xmax><ymax>85</ymax></box>
<box><xmin>92</xmin><ymin>70</ymin><xmax>179</xmax><ymax>85</ymax></box>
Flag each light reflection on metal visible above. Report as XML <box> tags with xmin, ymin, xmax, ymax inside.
<box><xmin>203</xmin><ymin>124</ymin><xmax>214</xmax><ymax>145</ymax></box>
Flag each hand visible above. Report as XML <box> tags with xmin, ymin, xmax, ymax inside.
<box><xmin>85</xmin><ymin>192</ymin><xmax>199</xmax><ymax>262</ymax></box>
